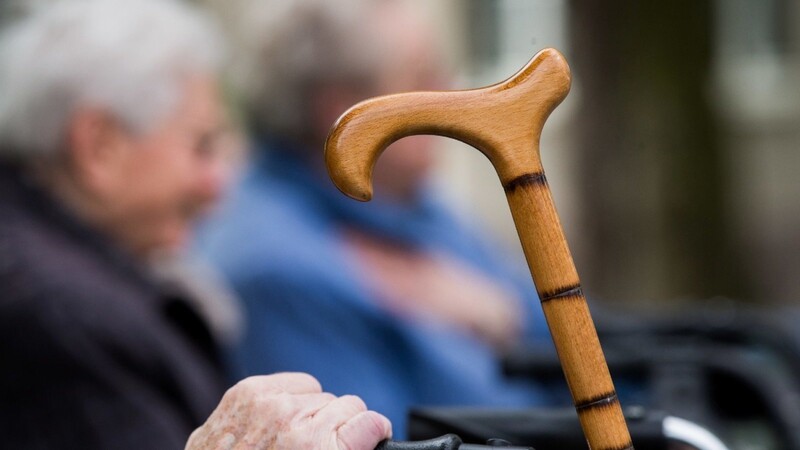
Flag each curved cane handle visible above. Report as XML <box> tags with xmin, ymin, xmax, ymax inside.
<box><xmin>326</xmin><ymin>48</ymin><xmax>633</xmax><ymax>450</ymax></box>
<box><xmin>326</xmin><ymin>48</ymin><xmax>570</xmax><ymax>201</ymax></box>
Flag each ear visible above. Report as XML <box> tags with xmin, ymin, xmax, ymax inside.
<box><xmin>63</xmin><ymin>109</ymin><xmax>130</xmax><ymax>194</ymax></box>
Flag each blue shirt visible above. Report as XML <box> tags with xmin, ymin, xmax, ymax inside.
<box><xmin>196</xmin><ymin>143</ymin><xmax>556</xmax><ymax>438</ymax></box>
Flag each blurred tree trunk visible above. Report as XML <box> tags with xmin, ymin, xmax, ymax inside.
<box><xmin>568</xmin><ymin>1</ymin><xmax>753</xmax><ymax>304</ymax></box>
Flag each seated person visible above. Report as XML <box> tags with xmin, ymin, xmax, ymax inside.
<box><xmin>198</xmin><ymin>0</ymin><xmax>556</xmax><ymax>437</ymax></box>
<box><xmin>0</xmin><ymin>1</ymin><xmax>390</xmax><ymax>448</ymax></box>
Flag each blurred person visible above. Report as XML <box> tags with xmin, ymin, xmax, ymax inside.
<box><xmin>198</xmin><ymin>0</ymin><xmax>555</xmax><ymax>437</ymax></box>
<box><xmin>0</xmin><ymin>1</ymin><xmax>390</xmax><ymax>449</ymax></box>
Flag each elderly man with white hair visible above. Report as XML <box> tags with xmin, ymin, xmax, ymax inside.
<box><xmin>0</xmin><ymin>1</ymin><xmax>391</xmax><ymax>449</ymax></box>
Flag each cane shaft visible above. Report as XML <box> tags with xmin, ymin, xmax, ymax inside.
<box><xmin>505</xmin><ymin>174</ymin><xmax>632</xmax><ymax>450</ymax></box>
<box><xmin>325</xmin><ymin>48</ymin><xmax>634</xmax><ymax>450</ymax></box>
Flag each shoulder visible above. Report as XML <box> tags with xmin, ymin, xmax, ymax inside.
<box><xmin>1</xmin><ymin>199</ymin><xmax>146</xmax><ymax>311</ymax></box>
<box><xmin>0</xmin><ymin>198</ymin><xmax>171</xmax><ymax>374</ymax></box>
<box><xmin>0</xmin><ymin>195</ymin><xmax>220</xmax><ymax>445</ymax></box>
<box><xmin>196</xmin><ymin>170</ymin><xmax>343</xmax><ymax>283</ymax></box>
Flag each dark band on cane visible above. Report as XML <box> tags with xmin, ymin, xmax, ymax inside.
<box><xmin>575</xmin><ymin>391</ymin><xmax>618</xmax><ymax>412</ymax></box>
<box><xmin>503</xmin><ymin>172</ymin><xmax>547</xmax><ymax>193</ymax></box>
<box><xmin>540</xmin><ymin>283</ymin><xmax>583</xmax><ymax>303</ymax></box>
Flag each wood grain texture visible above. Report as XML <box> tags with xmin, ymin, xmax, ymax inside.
<box><xmin>325</xmin><ymin>48</ymin><xmax>633</xmax><ymax>450</ymax></box>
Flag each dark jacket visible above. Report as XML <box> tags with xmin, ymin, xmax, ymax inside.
<box><xmin>0</xmin><ymin>162</ymin><xmax>227</xmax><ymax>449</ymax></box>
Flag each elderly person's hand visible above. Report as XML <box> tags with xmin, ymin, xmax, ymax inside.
<box><xmin>185</xmin><ymin>373</ymin><xmax>392</xmax><ymax>450</ymax></box>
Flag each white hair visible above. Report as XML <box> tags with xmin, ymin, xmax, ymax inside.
<box><xmin>0</xmin><ymin>0</ymin><xmax>224</xmax><ymax>159</ymax></box>
<box><xmin>204</xmin><ymin>0</ymin><xmax>386</xmax><ymax>140</ymax></box>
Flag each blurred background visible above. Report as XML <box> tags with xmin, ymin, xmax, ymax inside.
<box><xmin>403</xmin><ymin>0</ymin><xmax>800</xmax><ymax>309</ymax></box>
<box><xmin>3</xmin><ymin>0</ymin><xmax>798</xmax><ymax>321</ymax></box>
<box><xmin>3</xmin><ymin>1</ymin><xmax>799</xmax><ymax>448</ymax></box>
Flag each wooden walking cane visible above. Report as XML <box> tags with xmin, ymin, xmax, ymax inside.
<box><xmin>325</xmin><ymin>48</ymin><xmax>633</xmax><ymax>450</ymax></box>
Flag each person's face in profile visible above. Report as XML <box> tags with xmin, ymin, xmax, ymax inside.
<box><xmin>78</xmin><ymin>74</ymin><xmax>230</xmax><ymax>256</ymax></box>
<box><xmin>365</xmin><ymin>3</ymin><xmax>449</xmax><ymax>202</ymax></box>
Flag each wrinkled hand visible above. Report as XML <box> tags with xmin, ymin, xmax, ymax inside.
<box><xmin>185</xmin><ymin>373</ymin><xmax>392</xmax><ymax>450</ymax></box>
